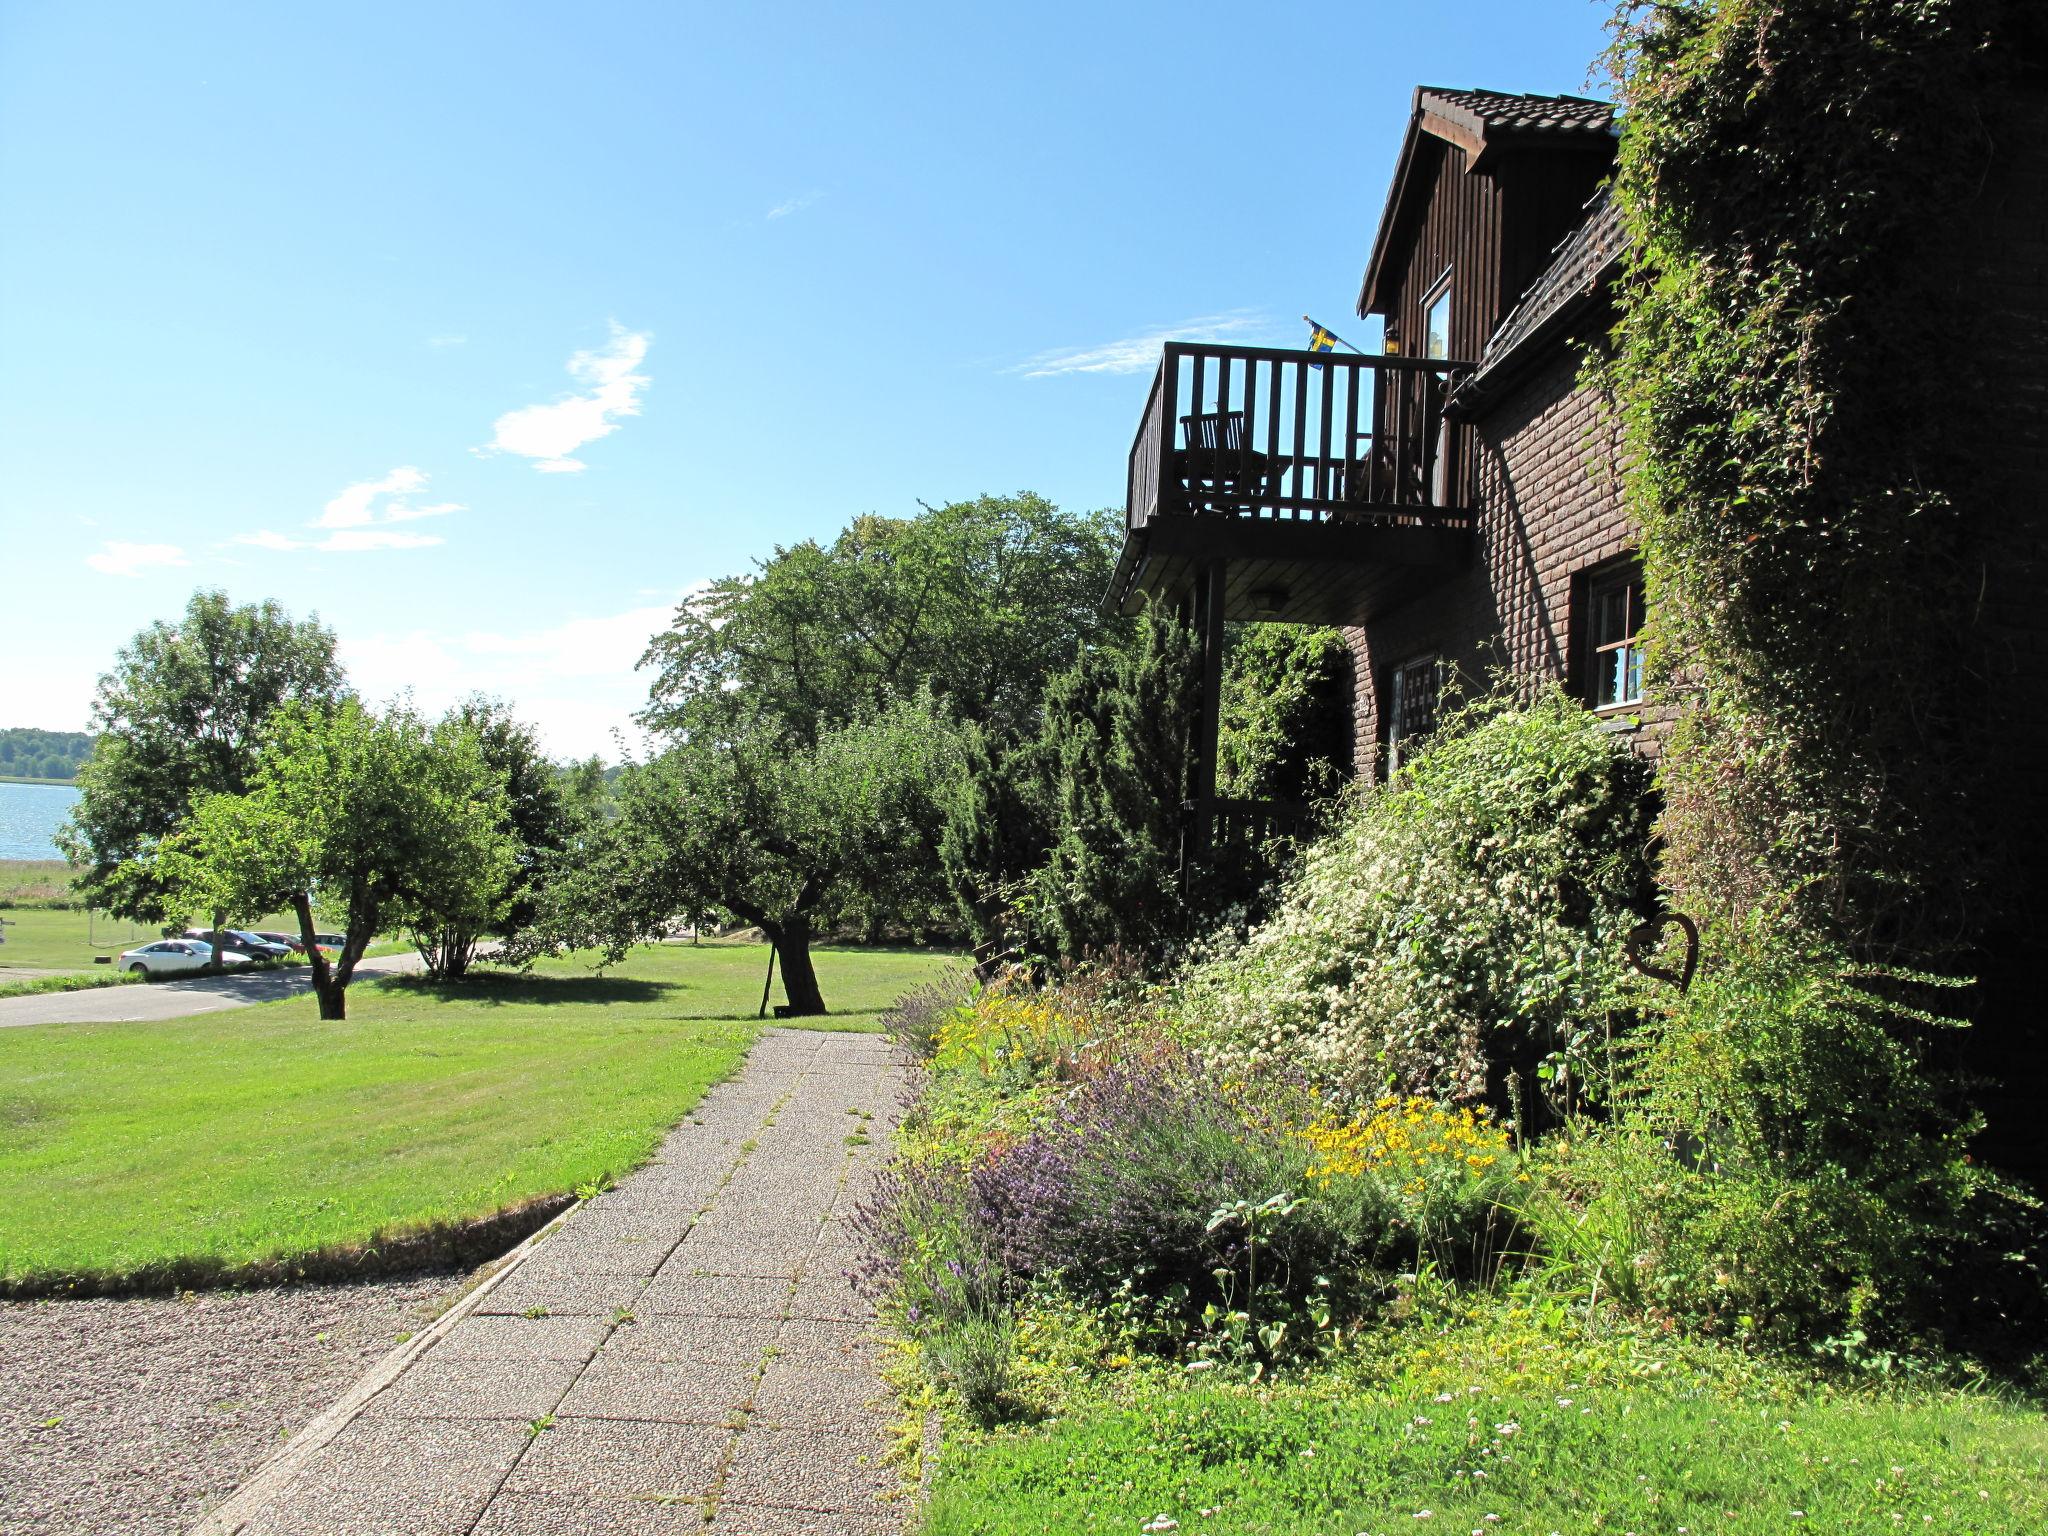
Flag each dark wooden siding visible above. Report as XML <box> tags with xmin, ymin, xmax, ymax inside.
<box><xmin>1378</xmin><ymin>140</ymin><xmax>1613</xmax><ymax>362</ymax></box>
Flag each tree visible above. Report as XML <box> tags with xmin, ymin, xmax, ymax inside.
<box><xmin>533</xmin><ymin>695</ymin><xmax>963</xmax><ymax>1015</ymax></box>
<box><xmin>407</xmin><ymin>699</ymin><xmax>570</xmax><ymax>979</ymax></box>
<box><xmin>1024</xmin><ymin>604</ymin><xmax>1199</xmax><ymax>961</ymax></box>
<box><xmin>61</xmin><ymin>590</ymin><xmax>345</xmax><ymax>959</ymax></box>
<box><xmin>164</xmin><ymin>699</ymin><xmax>514</xmax><ymax>1019</ymax></box>
<box><xmin>641</xmin><ymin>494</ymin><xmax>1120</xmax><ymax>747</ymax></box>
<box><xmin>938</xmin><ymin>719</ymin><xmax>1054</xmax><ymax>974</ymax></box>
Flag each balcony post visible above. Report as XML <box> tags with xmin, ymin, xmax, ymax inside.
<box><xmin>1189</xmin><ymin>560</ymin><xmax>1226</xmax><ymax>863</ymax></box>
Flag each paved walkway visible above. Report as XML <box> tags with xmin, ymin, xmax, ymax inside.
<box><xmin>0</xmin><ymin>951</ymin><xmax>432</xmax><ymax>1029</ymax></box>
<box><xmin>195</xmin><ymin>1029</ymin><xmax>908</xmax><ymax>1536</ymax></box>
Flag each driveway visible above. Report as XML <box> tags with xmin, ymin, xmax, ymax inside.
<box><xmin>0</xmin><ymin>951</ymin><xmax>431</xmax><ymax>1029</ymax></box>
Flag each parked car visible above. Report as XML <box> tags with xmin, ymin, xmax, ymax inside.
<box><xmin>119</xmin><ymin>939</ymin><xmax>252</xmax><ymax>977</ymax></box>
<box><xmin>183</xmin><ymin>927</ymin><xmax>290</xmax><ymax>961</ymax></box>
<box><xmin>250</xmin><ymin>929</ymin><xmax>307</xmax><ymax>954</ymax></box>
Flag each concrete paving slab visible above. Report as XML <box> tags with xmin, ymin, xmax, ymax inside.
<box><xmin>359</xmin><ymin>1356</ymin><xmax>581</xmax><ymax>1422</ymax></box>
<box><xmin>706</xmin><ymin>1503</ymin><xmax>902</xmax><ymax>1536</ymax></box>
<box><xmin>504</xmin><ymin>1417</ymin><xmax>727</xmax><ymax>1498</ymax></box>
<box><xmin>719</xmin><ymin>1423</ymin><xmax>898</xmax><ymax>1515</ymax></box>
<box><xmin>773</xmin><ymin>1318</ymin><xmax>886</xmax><ymax>1369</ymax></box>
<box><xmin>603</xmin><ymin>1314</ymin><xmax>781</xmax><ymax>1366</ymax></box>
<box><xmin>474</xmin><ymin>1268</ymin><xmax>648</xmax><ymax>1319</ymax></box>
<box><xmin>472</xmin><ymin>1491</ymin><xmax>707</xmax><ymax>1535</ymax></box>
<box><xmin>238</xmin><ymin>1481</ymin><xmax>489</xmax><ymax>1536</ymax></box>
<box><xmin>305</xmin><ymin>1414</ymin><xmax>531</xmax><ymax>1490</ymax></box>
<box><xmin>198</xmin><ymin>1028</ymin><xmax>916</xmax><ymax>1536</ymax></box>
<box><xmin>431</xmin><ymin>1314</ymin><xmax>610</xmax><ymax>1363</ymax></box>
<box><xmin>749</xmin><ymin>1361</ymin><xmax>889</xmax><ymax>1430</ymax></box>
<box><xmin>553</xmin><ymin>1357</ymin><xmax>755</xmax><ymax>1425</ymax></box>
<box><xmin>637</xmin><ymin>1273</ymin><xmax>792</xmax><ymax>1320</ymax></box>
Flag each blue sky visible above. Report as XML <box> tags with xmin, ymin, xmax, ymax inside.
<box><xmin>1</xmin><ymin>0</ymin><xmax>1613</xmax><ymax>758</ymax></box>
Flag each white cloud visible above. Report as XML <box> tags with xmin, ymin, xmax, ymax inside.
<box><xmin>318</xmin><ymin>465</ymin><xmax>428</xmax><ymax>528</ymax></box>
<box><xmin>338</xmin><ymin>590</ymin><xmax>702</xmax><ymax>760</ymax></box>
<box><xmin>86</xmin><ymin>540</ymin><xmax>190</xmax><ymax>577</ymax></box>
<box><xmin>428</xmin><ymin>333</ymin><xmax>467</xmax><ymax>349</ymax></box>
<box><xmin>486</xmin><ymin>324</ymin><xmax>651</xmax><ymax>473</ymax></box>
<box><xmin>1011</xmin><ymin>310</ymin><xmax>1276</xmax><ymax>378</ymax></box>
<box><xmin>766</xmin><ymin>190</ymin><xmax>823</xmax><ymax>220</ymax></box>
<box><xmin>235</xmin><ymin>466</ymin><xmax>461</xmax><ymax>554</ymax></box>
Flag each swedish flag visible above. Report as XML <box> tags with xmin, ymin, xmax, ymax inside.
<box><xmin>1304</xmin><ymin>315</ymin><xmax>1343</xmax><ymax>369</ymax></box>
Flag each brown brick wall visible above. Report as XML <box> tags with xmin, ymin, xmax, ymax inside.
<box><xmin>1346</xmin><ymin>343</ymin><xmax>1668</xmax><ymax>778</ymax></box>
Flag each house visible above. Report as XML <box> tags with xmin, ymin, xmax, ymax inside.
<box><xmin>1108</xmin><ymin>87</ymin><xmax>1649</xmax><ymax>836</ymax></box>
<box><xmin>1106</xmin><ymin>79</ymin><xmax>2048</xmax><ymax>1176</ymax></box>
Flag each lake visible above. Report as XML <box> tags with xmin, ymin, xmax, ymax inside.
<box><xmin>0</xmin><ymin>780</ymin><xmax>80</xmax><ymax>860</ymax></box>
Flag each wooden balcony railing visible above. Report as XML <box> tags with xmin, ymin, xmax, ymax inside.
<box><xmin>1127</xmin><ymin>343</ymin><xmax>1474</xmax><ymax>534</ymax></box>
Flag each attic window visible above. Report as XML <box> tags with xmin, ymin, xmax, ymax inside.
<box><xmin>1424</xmin><ymin>282</ymin><xmax>1452</xmax><ymax>360</ymax></box>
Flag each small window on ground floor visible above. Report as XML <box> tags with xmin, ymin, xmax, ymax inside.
<box><xmin>1386</xmin><ymin>653</ymin><xmax>1441</xmax><ymax>773</ymax></box>
<box><xmin>1585</xmin><ymin>564</ymin><xmax>1645</xmax><ymax>710</ymax></box>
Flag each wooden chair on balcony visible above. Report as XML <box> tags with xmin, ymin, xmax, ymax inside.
<box><xmin>1177</xmin><ymin>410</ymin><xmax>1270</xmax><ymax>513</ymax></box>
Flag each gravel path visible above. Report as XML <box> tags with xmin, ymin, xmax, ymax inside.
<box><xmin>196</xmin><ymin>1028</ymin><xmax>908</xmax><ymax>1536</ymax></box>
<box><xmin>0</xmin><ymin>951</ymin><xmax>432</xmax><ymax>1029</ymax></box>
<box><xmin>0</xmin><ymin>1272</ymin><xmax>465</xmax><ymax>1535</ymax></box>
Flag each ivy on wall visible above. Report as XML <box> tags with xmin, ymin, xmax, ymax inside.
<box><xmin>1603</xmin><ymin>0</ymin><xmax>2035</xmax><ymax>956</ymax></box>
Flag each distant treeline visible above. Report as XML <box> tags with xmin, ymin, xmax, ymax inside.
<box><xmin>0</xmin><ymin>728</ymin><xmax>94</xmax><ymax>781</ymax></box>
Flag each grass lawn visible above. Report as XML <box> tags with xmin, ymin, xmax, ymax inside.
<box><xmin>0</xmin><ymin>904</ymin><xmax>158</xmax><ymax>972</ymax></box>
<box><xmin>0</xmin><ymin>940</ymin><xmax>957</xmax><ymax>1291</ymax></box>
<box><xmin>922</xmin><ymin>1305</ymin><xmax>2048</xmax><ymax>1535</ymax></box>
<box><xmin>925</xmin><ymin>1375</ymin><xmax>2047</xmax><ymax>1535</ymax></box>
<box><xmin>0</xmin><ymin>900</ymin><xmax>412</xmax><ymax>982</ymax></box>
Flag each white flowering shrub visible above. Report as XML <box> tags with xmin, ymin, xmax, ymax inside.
<box><xmin>1178</xmin><ymin>687</ymin><xmax>1656</xmax><ymax>1113</ymax></box>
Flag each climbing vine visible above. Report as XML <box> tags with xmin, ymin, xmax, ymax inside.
<box><xmin>1603</xmin><ymin>0</ymin><xmax>2035</xmax><ymax>956</ymax></box>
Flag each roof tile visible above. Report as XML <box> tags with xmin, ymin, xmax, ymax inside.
<box><xmin>1420</xmin><ymin>87</ymin><xmax>1616</xmax><ymax>139</ymax></box>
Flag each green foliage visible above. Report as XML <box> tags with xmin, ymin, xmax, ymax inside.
<box><xmin>1534</xmin><ymin>924</ymin><xmax>2044</xmax><ymax>1360</ymax></box>
<box><xmin>61</xmin><ymin>590</ymin><xmax>346</xmax><ymax>924</ymax></box>
<box><xmin>1215</xmin><ymin>624</ymin><xmax>1350</xmax><ymax>804</ymax></box>
<box><xmin>534</xmin><ymin>693</ymin><xmax>965</xmax><ymax>1014</ymax></box>
<box><xmin>1591</xmin><ymin>0</ymin><xmax>2048</xmax><ymax>1365</ymax></box>
<box><xmin>408</xmin><ymin>698</ymin><xmax>574</xmax><ymax>978</ymax></box>
<box><xmin>922</xmin><ymin>1354</ymin><xmax>2048</xmax><ymax>1536</ymax></box>
<box><xmin>1181</xmin><ymin>687</ymin><xmax>1656</xmax><ymax>1112</ymax></box>
<box><xmin>636</xmin><ymin>493</ymin><xmax>1118</xmax><ymax>971</ymax></box>
<box><xmin>937</xmin><ymin>719</ymin><xmax>1053</xmax><ymax>967</ymax></box>
<box><xmin>1023</xmin><ymin>603</ymin><xmax>1199</xmax><ymax>961</ymax></box>
<box><xmin>641</xmin><ymin>493</ymin><xmax>1119</xmax><ymax>747</ymax></box>
<box><xmin>0</xmin><ymin>729</ymin><xmax>93</xmax><ymax>781</ymax></box>
<box><xmin>1603</xmin><ymin>0</ymin><xmax>2035</xmax><ymax>950</ymax></box>
<box><xmin>163</xmin><ymin>698</ymin><xmax>514</xmax><ymax>1018</ymax></box>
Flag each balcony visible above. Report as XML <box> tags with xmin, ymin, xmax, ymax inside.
<box><xmin>1109</xmin><ymin>342</ymin><xmax>1476</xmax><ymax>626</ymax></box>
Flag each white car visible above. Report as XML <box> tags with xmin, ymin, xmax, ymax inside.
<box><xmin>118</xmin><ymin>939</ymin><xmax>252</xmax><ymax>977</ymax></box>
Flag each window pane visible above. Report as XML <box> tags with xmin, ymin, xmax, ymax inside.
<box><xmin>1424</xmin><ymin>289</ymin><xmax>1451</xmax><ymax>361</ymax></box>
<box><xmin>1593</xmin><ymin>585</ymin><xmax>1627</xmax><ymax>647</ymax></box>
<box><xmin>1596</xmin><ymin>650</ymin><xmax>1623</xmax><ymax>708</ymax></box>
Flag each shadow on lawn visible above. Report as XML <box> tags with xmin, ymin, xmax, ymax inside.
<box><xmin>376</xmin><ymin>963</ymin><xmax>898</xmax><ymax>1025</ymax></box>
<box><xmin>379</xmin><ymin>970</ymin><xmax>675</xmax><ymax>1007</ymax></box>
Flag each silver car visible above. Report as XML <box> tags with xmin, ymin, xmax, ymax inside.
<box><xmin>118</xmin><ymin>939</ymin><xmax>252</xmax><ymax>977</ymax></box>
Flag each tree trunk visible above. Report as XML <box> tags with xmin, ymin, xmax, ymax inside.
<box><xmin>774</xmin><ymin>917</ymin><xmax>828</xmax><ymax>1016</ymax></box>
<box><xmin>209</xmin><ymin>907</ymin><xmax>229</xmax><ymax>975</ymax></box>
<box><xmin>294</xmin><ymin>893</ymin><xmax>348</xmax><ymax>1021</ymax></box>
